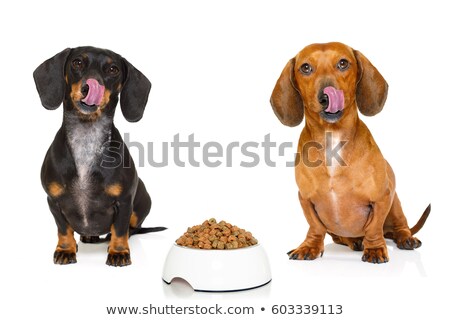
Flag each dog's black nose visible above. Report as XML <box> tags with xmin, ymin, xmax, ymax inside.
<box><xmin>81</xmin><ymin>84</ymin><xmax>89</xmax><ymax>98</ymax></box>
<box><xmin>319</xmin><ymin>93</ymin><xmax>329</xmax><ymax>108</ymax></box>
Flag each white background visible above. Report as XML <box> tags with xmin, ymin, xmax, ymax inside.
<box><xmin>0</xmin><ymin>0</ymin><xmax>448</xmax><ymax>319</ymax></box>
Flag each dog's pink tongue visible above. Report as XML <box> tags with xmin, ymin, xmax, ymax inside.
<box><xmin>82</xmin><ymin>79</ymin><xmax>105</xmax><ymax>106</ymax></box>
<box><xmin>324</xmin><ymin>86</ymin><xmax>344</xmax><ymax>114</ymax></box>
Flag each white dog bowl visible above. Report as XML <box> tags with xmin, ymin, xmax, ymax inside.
<box><xmin>162</xmin><ymin>244</ymin><xmax>271</xmax><ymax>292</ymax></box>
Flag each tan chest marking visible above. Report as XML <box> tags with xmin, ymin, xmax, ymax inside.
<box><xmin>105</xmin><ymin>183</ymin><xmax>123</xmax><ymax>197</ymax></box>
<box><xmin>48</xmin><ymin>182</ymin><xmax>64</xmax><ymax>198</ymax></box>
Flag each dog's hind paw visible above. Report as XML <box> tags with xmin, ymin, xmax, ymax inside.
<box><xmin>349</xmin><ymin>239</ymin><xmax>364</xmax><ymax>251</ymax></box>
<box><xmin>396</xmin><ymin>236</ymin><xmax>422</xmax><ymax>250</ymax></box>
<box><xmin>106</xmin><ymin>252</ymin><xmax>131</xmax><ymax>267</ymax></box>
<box><xmin>80</xmin><ymin>236</ymin><xmax>101</xmax><ymax>243</ymax></box>
<box><xmin>80</xmin><ymin>235</ymin><xmax>111</xmax><ymax>243</ymax></box>
<box><xmin>54</xmin><ymin>250</ymin><xmax>77</xmax><ymax>265</ymax></box>
<box><xmin>329</xmin><ymin>233</ymin><xmax>364</xmax><ymax>251</ymax></box>
<box><xmin>287</xmin><ymin>246</ymin><xmax>323</xmax><ymax>260</ymax></box>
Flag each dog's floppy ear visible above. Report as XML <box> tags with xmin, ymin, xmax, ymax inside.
<box><xmin>120</xmin><ymin>58</ymin><xmax>151</xmax><ymax>122</ymax></box>
<box><xmin>33</xmin><ymin>48</ymin><xmax>71</xmax><ymax>110</ymax></box>
<box><xmin>354</xmin><ymin>50</ymin><xmax>388</xmax><ymax>116</ymax></box>
<box><xmin>270</xmin><ymin>58</ymin><xmax>304</xmax><ymax>127</ymax></box>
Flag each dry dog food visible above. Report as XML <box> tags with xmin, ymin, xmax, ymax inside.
<box><xmin>176</xmin><ymin>218</ymin><xmax>258</xmax><ymax>249</ymax></box>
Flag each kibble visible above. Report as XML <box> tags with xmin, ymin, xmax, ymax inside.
<box><xmin>175</xmin><ymin>218</ymin><xmax>258</xmax><ymax>249</ymax></box>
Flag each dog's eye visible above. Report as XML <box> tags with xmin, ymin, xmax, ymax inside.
<box><xmin>300</xmin><ymin>63</ymin><xmax>313</xmax><ymax>75</ymax></box>
<box><xmin>71</xmin><ymin>58</ymin><xmax>83</xmax><ymax>70</ymax></box>
<box><xmin>107</xmin><ymin>65</ymin><xmax>120</xmax><ymax>76</ymax></box>
<box><xmin>337</xmin><ymin>59</ymin><xmax>349</xmax><ymax>71</ymax></box>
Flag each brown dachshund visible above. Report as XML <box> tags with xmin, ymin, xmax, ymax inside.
<box><xmin>270</xmin><ymin>42</ymin><xmax>430</xmax><ymax>263</ymax></box>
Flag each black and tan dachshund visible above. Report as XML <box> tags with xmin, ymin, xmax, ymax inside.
<box><xmin>34</xmin><ymin>46</ymin><xmax>165</xmax><ymax>267</ymax></box>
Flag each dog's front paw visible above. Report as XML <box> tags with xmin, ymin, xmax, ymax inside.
<box><xmin>362</xmin><ymin>247</ymin><xmax>389</xmax><ymax>264</ymax></box>
<box><xmin>396</xmin><ymin>236</ymin><xmax>422</xmax><ymax>250</ymax></box>
<box><xmin>54</xmin><ymin>250</ymin><xmax>77</xmax><ymax>265</ymax></box>
<box><xmin>287</xmin><ymin>246</ymin><xmax>323</xmax><ymax>260</ymax></box>
<box><xmin>106</xmin><ymin>252</ymin><xmax>131</xmax><ymax>267</ymax></box>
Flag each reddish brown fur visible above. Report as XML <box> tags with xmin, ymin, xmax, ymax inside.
<box><xmin>271</xmin><ymin>42</ymin><xmax>427</xmax><ymax>263</ymax></box>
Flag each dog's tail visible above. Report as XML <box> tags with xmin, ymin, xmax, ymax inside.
<box><xmin>130</xmin><ymin>226</ymin><xmax>167</xmax><ymax>235</ymax></box>
<box><xmin>384</xmin><ymin>204</ymin><xmax>430</xmax><ymax>239</ymax></box>
<box><xmin>410</xmin><ymin>204</ymin><xmax>431</xmax><ymax>235</ymax></box>
<box><xmin>80</xmin><ymin>227</ymin><xmax>167</xmax><ymax>244</ymax></box>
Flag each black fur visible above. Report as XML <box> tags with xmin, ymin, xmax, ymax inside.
<box><xmin>34</xmin><ymin>46</ymin><xmax>165</xmax><ymax>266</ymax></box>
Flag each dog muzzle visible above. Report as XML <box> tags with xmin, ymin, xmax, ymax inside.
<box><xmin>82</xmin><ymin>78</ymin><xmax>105</xmax><ymax>106</ymax></box>
<box><xmin>323</xmin><ymin>86</ymin><xmax>344</xmax><ymax>114</ymax></box>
